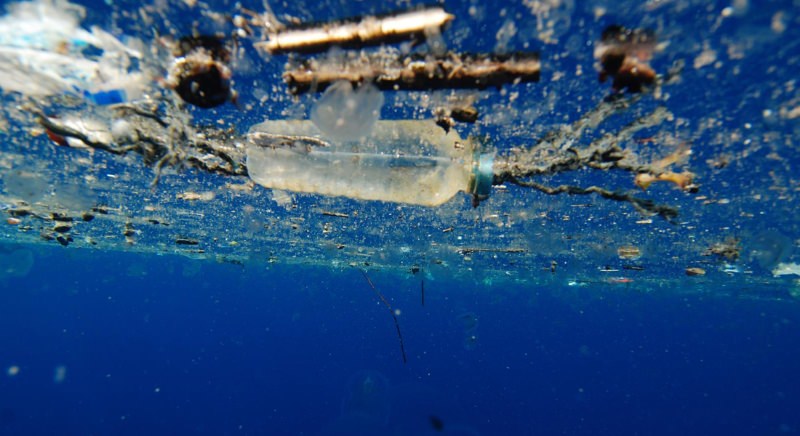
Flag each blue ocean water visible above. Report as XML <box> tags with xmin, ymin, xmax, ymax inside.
<box><xmin>1</xmin><ymin>245</ymin><xmax>799</xmax><ymax>435</ymax></box>
<box><xmin>1</xmin><ymin>0</ymin><xmax>800</xmax><ymax>434</ymax></box>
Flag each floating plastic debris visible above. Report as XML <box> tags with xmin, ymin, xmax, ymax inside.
<box><xmin>247</xmin><ymin>119</ymin><xmax>493</xmax><ymax>206</ymax></box>
<box><xmin>0</xmin><ymin>0</ymin><xmax>147</xmax><ymax>102</ymax></box>
<box><xmin>310</xmin><ymin>81</ymin><xmax>384</xmax><ymax>142</ymax></box>
<box><xmin>772</xmin><ymin>263</ymin><xmax>800</xmax><ymax>277</ymax></box>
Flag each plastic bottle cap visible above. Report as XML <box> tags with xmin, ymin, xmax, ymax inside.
<box><xmin>470</xmin><ymin>151</ymin><xmax>494</xmax><ymax>198</ymax></box>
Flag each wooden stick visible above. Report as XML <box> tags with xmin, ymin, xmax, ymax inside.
<box><xmin>284</xmin><ymin>52</ymin><xmax>540</xmax><ymax>94</ymax></box>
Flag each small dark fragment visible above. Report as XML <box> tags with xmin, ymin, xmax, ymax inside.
<box><xmin>435</xmin><ymin>116</ymin><xmax>455</xmax><ymax>133</ymax></box>
<box><xmin>321</xmin><ymin>211</ymin><xmax>349</xmax><ymax>218</ymax></box>
<box><xmin>451</xmin><ymin>106</ymin><xmax>479</xmax><ymax>123</ymax></box>
<box><xmin>51</xmin><ymin>213</ymin><xmax>73</xmax><ymax>222</ymax></box>
<box><xmin>9</xmin><ymin>209</ymin><xmax>31</xmax><ymax>217</ymax></box>
<box><xmin>123</xmin><ymin>222</ymin><xmax>135</xmax><ymax>237</ymax></box>
<box><xmin>175</xmin><ymin>238</ymin><xmax>200</xmax><ymax>246</ymax></box>
<box><xmin>56</xmin><ymin>234</ymin><xmax>72</xmax><ymax>246</ymax></box>
<box><xmin>595</xmin><ymin>25</ymin><xmax>657</xmax><ymax>93</ymax></box>
<box><xmin>410</xmin><ymin>265</ymin><xmax>420</xmax><ymax>274</ymax></box>
<box><xmin>81</xmin><ymin>212</ymin><xmax>95</xmax><ymax>222</ymax></box>
<box><xmin>92</xmin><ymin>205</ymin><xmax>110</xmax><ymax>215</ymax></box>
<box><xmin>146</xmin><ymin>218</ymin><xmax>169</xmax><ymax>226</ymax></box>
<box><xmin>53</xmin><ymin>223</ymin><xmax>72</xmax><ymax>233</ymax></box>
<box><xmin>434</xmin><ymin>104</ymin><xmax>479</xmax><ymax>133</ymax></box>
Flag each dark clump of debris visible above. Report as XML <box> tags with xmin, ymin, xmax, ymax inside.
<box><xmin>595</xmin><ymin>25</ymin><xmax>658</xmax><ymax>93</ymax></box>
<box><xmin>165</xmin><ymin>35</ymin><xmax>235</xmax><ymax>108</ymax></box>
<box><xmin>703</xmin><ymin>237</ymin><xmax>741</xmax><ymax>262</ymax></box>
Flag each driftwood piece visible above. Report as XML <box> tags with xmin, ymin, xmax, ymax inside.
<box><xmin>284</xmin><ymin>52</ymin><xmax>540</xmax><ymax>94</ymax></box>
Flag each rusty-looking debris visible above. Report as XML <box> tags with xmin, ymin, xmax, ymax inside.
<box><xmin>703</xmin><ymin>237</ymin><xmax>741</xmax><ymax>261</ymax></box>
<box><xmin>435</xmin><ymin>104</ymin><xmax>480</xmax><ymax>132</ymax></box>
<box><xmin>175</xmin><ymin>238</ymin><xmax>200</xmax><ymax>246</ymax></box>
<box><xmin>284</xmin><ymin>52</ymin><xmax>540</xmax><ymax>94</ymax></box>
<box><xmin>595</xmin><ymin>25</ymin><xmax>658</xmax><ymax>93</ymax></box>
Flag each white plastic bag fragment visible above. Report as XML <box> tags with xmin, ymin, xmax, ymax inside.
<box><xmin>0</xmin><ymin>0</ymin><xmax>148</xmax><ymax>103</ymax></box>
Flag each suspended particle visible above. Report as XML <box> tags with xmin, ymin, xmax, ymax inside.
<box><xmin>685</xmin><ymin>267</ymin><xmax>706</xmax><ymax>276</ymax></box>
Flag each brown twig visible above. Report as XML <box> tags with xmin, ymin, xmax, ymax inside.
<box><xmin>284</xmin><ymin>52</ymin><xmax>540</xmax><ymax>94</ymax></box>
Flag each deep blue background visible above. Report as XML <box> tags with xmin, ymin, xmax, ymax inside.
<box><xmin>2</xmin><ymin>0</ymin><xmax>800</xmax><ymax>434</ymax></box>
<box><xmin>1</xmin><ymin>247</ymin><xmax>799</xmax><ymax>435</ymax></box>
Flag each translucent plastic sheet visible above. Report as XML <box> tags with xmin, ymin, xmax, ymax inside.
<box><xmin>0</xmin><ymin>0</ymin><xmax>146</xmax><ymax>102</ymax></box>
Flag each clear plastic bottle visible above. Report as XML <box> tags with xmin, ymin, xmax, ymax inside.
<box><xmin>246</xmin><ymin>120</ymin><xmax>493</xmax><ymax>206</ymax></box>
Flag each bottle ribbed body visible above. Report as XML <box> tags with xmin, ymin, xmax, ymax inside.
<box><xmin>246</xmin><ymin>120</ymin><xmax>474</xmax><ymax>206</ymax></box>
